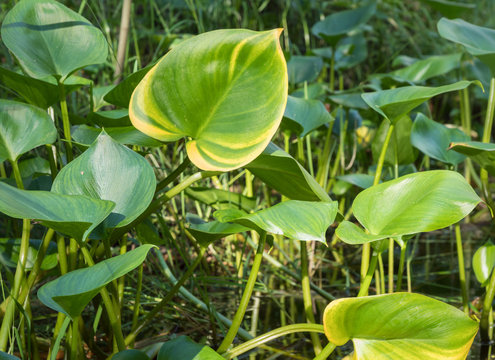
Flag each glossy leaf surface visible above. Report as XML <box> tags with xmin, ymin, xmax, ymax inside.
<box><xmin>350</xmin><ymin>170</ymin><xmax>480</xmax><ymax>237</ymax></box>
<box><xmin>287</xmin><ymin>56</ymin><xmax>323</xmax><ymax>84</ymax></box>
<box><xmin>52</xmin><ymin>132</ymin><xmax>156</xmax><ymax>232</ymax></box>
<box><xmin>282</xmin><ymin>95</ymin><xmax>332</xmax><ymax>137</ymax></box>
<box><xmin>388</xmin><ymin>53</ymin><xmax>462</xmax><ymax>83</ymax></box>
<box><xmin>335</xmin><ymin>221</ymin><xmax>389</xmax><ymax>245</ymax></box>
<box><xmin>449</xmin><ymin>141</ymin><xmax>495</xmax><ymax>176</ymax></box>
<box><xmin>438</xmin><ymin>18</ymin><xmax>495</xmax><ymax>73</ymax></box>
<box><xmin>130</xmin><ymin>29</ymin><xmax>288</xmax><ymax>171</ymax></box>
<box><xmin>0</xmin><ymin>99</ymin><xmax>57</xmax><ymax>162</ymax></box>
<box><xmin>1</xmin><ymin>0</ymin><xmax>108</xmax><ymax>81</ymax></box>
<box><xmin>323</xmin><ymin>293</ymin><xmax>478</xmax><ymax>360</ymax></box>
<box><xmin>157</xmin><ymin>336</ymin><xmax>223</xmax><ymax>360</ymax></box>
<box><xmin>214</xmin><ymin>200</ymin><xmax>338</xmax><ymax>243</ymax></box>
<box><xmin>246</xmin><ymin>142</ymin><xmax>330</xmax><ymax>202</ymax></box>
<box><xmin>411</xmin><ymin>114</ymin><xmax>469</xmax><ymax>165</ymax></box>
<box><xmin>361</xmin><ymin>81</ymin><xmax>476</xmax><ymax>123</ymax></box>
<box><xmin>0</xmin><ymin>182</ymin><xmax>114</xmax><ymax>241</ymax></box>
<box><xmin>38</xmin><ymin>245</ymin><xmax>155</xmax><ymax>319</ymax></box>
<box><xmin>0</xmin><ymin>238</ymin><xmax>58</xmax><ymax>270</ymax></box>
<box><xmin>473</xmin><ymin>241</ymin><xmax>495</xmax><ymax>286</ymax></box>
<box><xmin>72</xmin><ymin>125</ymin><xmax>162</xmax><ymax>147</ymax></box>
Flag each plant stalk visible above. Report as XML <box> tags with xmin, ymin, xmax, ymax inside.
<box><xmin>58</xmin><ymin>82</ymin><xmax>73</xmax><ymax>163</ymax></box>
<box><xmin>358</xmin><ymin>251</ymin><xmax>379</xmax><ymax>297</ymax></box>
<box><xmin>455</xmin><ymin>223</ymin><xmax>469</xmax><ymax>314</ymax></box>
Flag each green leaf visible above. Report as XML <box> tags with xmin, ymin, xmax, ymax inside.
<box><xmin>18</xmin><ymin>156</ymin><xmax>51</xmax><ymax>178</ymax></box>
<box><xmin>187</xmin><ymin>217</ymin><xmax>250</xmax><ymax>247</ymax></box>
<box><xmin>387</xmin><ymin>53</ymin><xmax>462</xmax><ymax>83</ymax></box>
<box><xmin>348</xmin><ymin>170</ymin><xmax>480</xmax><ymax>238</ymax></box>
<box><xmin>1</xmin><ymin>0</ymin><xmax>108</xmax><ymax>81</ymax></box>
<box><xmin>0</xmin><ymin>182</ymin><xmax>114</xmax><ymax>241</ymax></box>
<box><xmin>287</xmin><ymin>56</ymin><xmax>323</xmax><ymax>84</ymax></box>
<box><xmin>449</xmin><ymin>141</ymin><xmax>495</xmax><ymax>176</ymax></box>
<box><xmin>329</xmin><ymin>92</ymin><xmax>368</xmax><ymax>109</ymax></box>
<box><xmin>130</xmin><ymin>29</ymin><xmax>288</xmax><ymax>171</ymax></box>
<box><xmin>72</xmin><ymin>125</ymin><xmax>162</xmax><ymax>147</ymax></box>
<box><xmin>314</xmin><ymin>33</ymin><xmax>368</xmax><ymax>70</ymax></box>
<box><xmin>38</xmin><ymin>244</ymin><xmax>155</xmax><ymax>319</ymax></box>
<box><xmin>185</xmin><ymin>187</ymin><xmax>256</xmax><ymax>212</ymax></box>
<box><xmin>473</xmin><ymin>241</ymin><xmax>495</xmax><ymax>287</ymax></box>
<box><xmin>246</xmin><ymin>142</ymin><xmax>331</xmax><ymax>202</ymax></box>
<box><xmin>88</xmin><ymin>109</ymin><xmax>131</xmax><ymax>127</ymax></box>
<box><xmin>420</xmin><ymin>0</ymin><xmax>475</xmax><ymax>18</ymax></box>
<box><xmin>336</xmin><ymin>174</ymin><xmax>375</xmax><ymax>189</ymax></box>
<box><xmin>104</xmin><ymin>65</ymin><xmax>153</xmax><ymax>108</ymax></box>
<box><xmin>323</xmin><ymin>293</ymin><xmax>478</xmax><ymax>360</ymax></box>
<box><xmin>282</xmin><ymin>95</ymin><xmax>333</xmax><ymax>137</ymax></box>
<box><xmin>438</xmin><ymin>18</ymin><xmax>495</xmax><ymax>74</ymax></box>
<box><xmin>371</xmin><ymin>116</ymin><xmax>417</xmax><ymax>166</ymax></box>
<box><xmin>0</xmin><ymin>99</ymin><xmax>57</xmax><ymax>162</ymax></box>
<box><xmin>411</xmin><ymin>113</ymin><xmax>469</xmax><ymax>165</ymax></box>
<box><xmin>0</xmin><ymin>352</ymin><xmax>20</xmax><ymax>360</ymax></box>
<box><xmin>214</xmin><ymin>200</ymin><xmax>338</xmax><ymax>243</ymax></box>
<box><xmin>335</xmin><ymin>221</ymin><xmax>389</xmax><ymax>245</ymax></box>
<box><xmin>112</xmin><ymin>349</ymin><xmax>150</xmax><ymax>360</ymax></box>
<box><xmin>51</xmin><ymin>132</ymin><xmax>156</xmax><ymax>233</ymax></box>
<box><xmin>311</xmin><ymin>1</ymin><xmax>376</xmax><ymax>46</ymax></box>
<box><xmin>157</xmin><ymin>336</ymin><xmax>222</xmax><ymax>360</ymax></box>
<box><xmin>0</xmin><ymin>238</ymin><xmax>58</xmax><ymax>270</ymax></box>
<box><xmin>361</xmin><ymin>81</ymin><xmax>478</xmax><ymax>123</ymax></box>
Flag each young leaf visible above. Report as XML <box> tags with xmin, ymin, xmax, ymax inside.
<box><xmin>411</xmin><ymin>113</ymin><xmax>469</xmax><ymax>165</ymax></box>
<box><xmin>323</xmin><ymin>293</ymin><xmax>478</xmax><ymax>360</ymax></box>
<box><xmin>130</xmin><ymin>29</ymin><xmax>288</xmax><ymax>171</ymax></box>
<box><xmin>38</xmin><ymin>244</ymin><xmax>155</xmax><ymax>319</ymax></box>
<box><xmin>246</xmin><ymin>142</ymin><xmax>331</xmax><ymax>202</ymax></box>
<box><xmin>473</xmin><ymin>241</ymin><xmax>495</xmax><ymax>287</ymax></box>
<box><xmin>1</xmin><ymin>0</ymin><xmax>108</xmax><ymax>81</ymax></box>
<box><xmin>51</xmin><ymin>132</ymin><xmax>156</xmax><ymax>233</ymax></box>
<box><xmin>449</xmin><ymin>141</ymin><xmax>495</xmax><ymax>176</ymax></box>
<box><xmin>214</xmin><ymin>200</ymin><xmax>338</xmax><ymax>243</ymax></box>
<box><xmin>0</xmin><ymin>99</ymin><xmax>57</xmax><ymax>162</ymax></box>
<box><xmin>282</xmin><ymin>95</ymin><xmax>333</xmax><ymax>137</ymax></box>
<box><xmin>361</xmin><ymin>81</ymin><xmax>478</xmax><ymax>123</ymax></box>
<box><xmin>0</xmin><ymin>182</ymin><xmax>114</xmax><ymax>241</ymax></box>
<box><xmin>157</xmin><ymin>336</ymin><xmax>223</xmax><ymax>360</ymax></box>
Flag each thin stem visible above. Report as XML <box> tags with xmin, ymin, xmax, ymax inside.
<box><xmin>80</xmin><ymin>246</ymin><xmax>126</xmax><ymax>352</ymax></box>
<box><xmin>217</xmin><ymin>232</ymin><xmax>267</xmax><ymax>354</ymax></box>
<box><xmin>70</xmin><ymin>316</ymin><xmax>80</xmax><ymax>360</ymax></box>
<box><xmin>455</xmin><ymin>223</ymin><xmax>469</xmax><ymax>314</ymax></box>
<box><xmin>114</xmin><ymin>0</ymin><xmax>132</xmax><ymax>82</ymax></box>
<box><xmin>130</xmin><ymin>262</ymin><xmax>143</xmax><ymax>345</ymax></box>
<box><xmin>396</xmin><ymin>243</ymin><xmax>407</xmax><ymax>292</ymax></box>
<box><xmin>481</xmin><ymin>261</ymin><xmax>495</xmax><ymax>344</ymax></box>
<box><xmin>329</xmin><ymin>49</ymin><xmax>335</xmax><ymax>92</ymax></box>
<box><xmin>301</xmin><ymin>241</ymin><xmax>322</xmax><ymax>355</ymax></box>
<box><xmin>388</xmin><ymin>239</ymin><xmax>394</xmax><ymax>293</ymax></box>
<box><xmin>58</xmin><ymin>82</ymin><xmax>73</xmax><ymax>163</ymax></box>
<box><xmin>155</xmin><ymin>157</ymin><xmax>191</xmax><ymax>193</ymax></box>
<box><xmin>313</xmin><ymin>342</ymin><xmax>337</xmax><ymax>360</ymax></box>
<box><xmin>378</xmin><ymin>252</ymin><xmax>385</xmax><ymax>295</ymax></box>
<box><xmin>223</xmin><ymin>324</ymin><xmax>325</xmax><ymax>359</ymax></box>
<box><xmin>358</xmin><ymin>251</ymin><xmax>379</xmax><ymax>297</ymax></box>
<box><xmin>0</xmin><ymin>162</ymin><xmax>6</xmax><ymax>178</ymax></box>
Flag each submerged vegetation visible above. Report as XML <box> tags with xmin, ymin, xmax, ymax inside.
<box><xmin>1</xmin><ymin>0</ymin><xmax>495</xmax><ymax>359</ymax></box>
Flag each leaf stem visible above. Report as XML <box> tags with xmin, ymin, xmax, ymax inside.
<box><xmin>313</xmin><ymin>341</ymin><xmax>337</xmax><ymax>360</ymax></box>
<box><xmin>481</xmin><ymin>259</ymin><xmax>495</xmax><ymax>344</ymax></box>
<box><xmin>481</xmin><ymin>78</ymin><xmax>495</xmax><ymax>212</ymax></box>
<box><xmin>358</xmin><ymin>251</ymin><xmax>379</xmax><ymax>297</ymax></box>
<box><xmin>222</xmin><ymin>324</ymin><xmax>325</xmax><ymax>359</ymax></box>
<box><xmin>217</xmin><ymin>231</ymin><xmax>267</xmax><ymax>353</ymax></box>
<box><xmin>396</xmin><ymin>243</ymin><xmax>407</xmax><ymax>292</ymax></box>
<box><xmin>58</xmin><ymin>81</ymin><xmax>73</xmax><ymax>163</ymax></box>
<box><xmin>455</xmin><ymin>222</ymin><xmax>469</xmax><ymax>314</ymax></box>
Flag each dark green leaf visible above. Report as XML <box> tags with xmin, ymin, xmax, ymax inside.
<box><xmin>185</xmin><ymin>187</ymin><xmax>256</xmax><ymax>212</ymax></box>
<box><xmin>157</xmin><ymin>336</ymin><xmax>223</xmax><ymax>360</ymax></box>
<box><xmin>287</xmin><ymin>56</ymin><xmax>323</xmax><ymax>84</ymax></box>
<box><xmin>0</xmin><ymin>238</ymin><xmax>58</xmax><ymax>270</ymax></box>
<box><xmin>449</xmin><ymin>141</ymin><xmax>495</xmax><ymax>176</ymax></box>
<box><xmin>72</xmin><ymin>125</ymin><xmax>162</xmax><ymax>147</ymax></box>
<box><xmin>282</xmin><ymin>95</ymin><xmax>333</xmax><ymax>137</ymax></box>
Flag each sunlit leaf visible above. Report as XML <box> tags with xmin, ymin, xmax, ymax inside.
<box><xmin>473</xmin><ymin>241</ymin><xmax>495</xmax><ymax>287</ymax></box>
<box><xmin>187</xmin><ymin>217</ymin><xmax>250</xmax><ymax>247</ymax></box>
<box><xmin>449</xmin><ymin>141</ymin><xmax>495</xmax><ymax>176</ymax></box>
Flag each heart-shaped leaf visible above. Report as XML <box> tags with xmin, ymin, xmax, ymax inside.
<box><xmin>287</xmin><ymin>56</ymin><xmax>323</xmax><ymax>84</ymax></box>
<box><xmin>157</xmin><ymin>336</ymin><xmax>223</xmax><ymax>360</ymax></box>
<box><xmin>71</xmin><ymin>125</ymin><xmax>162</xmax><ymax>147</ymax></box>
<box><xmin>51</xmin><ymin>132</ymin><xmax>156</xmax><ymax>233</ymax></box>
<box><xmin>335</xmin><ymin>221</ymin><xmax>389</xmax><ymax>245</ymax></box>
<box><xmin>473</xmin><ymin>241</ymin><xmax>495</xmax><ymax>287</ymax></box>
<box><xmin>311</xmin><ymin>1</ymin><xmax>376</xmax><ymax>46</ymax></box>
<box><xmin>341</xmin><ymin>170</ymin><xmax>480</xmax><ymax>240</ymax></box>
<box><xmin>361</xmin><ymin>81</ymin><xmax>477</xmax><ymax>123</ymax></box>
<box><xmin>449</xmin><ymin>141</ymin><xmax>495</xmax><ymax>176</ymax></box>
<box><xmin>38</xmin><ymin>244</ymin><xmax>155</xmax><ymax>319</ymax></box>
<box><xmin>282</xmin><ymin>95</ymin><xmax>333</xmax><ymax>137</ymax></box>
<box><xmin>411</xmin><ymin>113</ymin><xmax>469</xmax><ymax>165</ymax></box>
<box><xmin>387</xmin><ymin>53</ymin><xmax>462</xmax><ymax>83</ymax></box>
<box><xmin>130</xmin><ymin>29</ymin><xmax>288</xmax><ymax>171</ymax></box>
<box><xmin>0</xmin><ymin>99</ymin><xmax>57</xmax><ymax>162</ymax></box>
<box><xmin>1</xmin><ymin>0</ymin><xmax>108</xmax><ymax>81</ymax></box>
<box><xmin>0</xmin><ymin>238</ymin><xmax>58</xmax><ymax>270</ymax></box>
<box><xmin>323</xmin><ymin>293</ymin><xmax>478</xmax><ymax>360</ymax></box>
<box><xmin>0</xmin><ymin>181</ymin><xmax>114</xmax><ymax>241</ymax></box>
<box><xmin>438</xmin><ymin>18</ymin><xmax>495</xmax><ymax>74</ymax></box>
<box><xmin>214</xmin><ymin>200</ymin><xmax>338</xmax><ymax>243</ymax></box>
<box><xmin>246</xmin><ymin>142</ymin><xmax>331</xmax><ymax>202</ymax></box>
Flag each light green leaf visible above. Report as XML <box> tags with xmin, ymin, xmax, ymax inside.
<box><xmin>361</xmin><ymin>81</ymin><xmax>478</xmax><ymax>123</ymax></box>
<box><xmin>287</xmin><ymin>56</ymin><xmax>323</xmax><ymax>84</ymax></box>
<box><xmin>0</xmin><ymin>238</ymin><xmax>58</xmax><ymax>271</ymax></box>
<box><xmin>350</xmin><ymin>170</ymin><xmax>480</xmax><ymax>237</ymax></box>
<box><xmin>335</xmin><ymin>221</ymin><xmax>389</xmax><ymax>245</ymax></box>
<box><xmin>130</xmin><ymin>29</ymin><xmax>288</xmax><ymax>171</ymax></box>
<box><xmin>336</xmin><ymin>174</ymin><xmax>375</xmax><ymax>189</ymax></box>
<box><xmin>0</xmin><ymin>99</ymin><xmax>57</xmax><ymax>161</ymax></box>
<box><xmin>438</xmin><ymin>18</ymin><xmax>495</xmax><ymax>74</ymax></box>
<box><xmin>387</xmin><ymin>53</ymin><xmax>462</xmax><ymax>83</ymax></box>
<box><xmin>38</xmin><ymin>244</ymin><xmax>155</xmax><ymax>319</ymax></box>
<box><xmin>282</xmin><ymin>95</ymin><xmax>333</xmax><ymax>137</ymax></box>
<box><xmin>1</xmin><ymin>0</ymin><xmax>108</xmax><ymax>81</ymax></box>
<box><xmin>72</xmin><ymin>125</ymin><xmax>162</xmax><ymax>147</ymax></box>
<box><xmin>473</xmin><ymin>241</ymin><xmax>495</xmax><ymax>287</ymax></box>
<box><xmin>0</xmin><ymin>182</ymin><xmax>114</xmax><ymax>241</ymax></box>
<box><xmin>323</xmin><ymin>293</ymin><xmax>478</xmax><ymax>360</ymax></box>
<box><xmin>449</xmin><ymin>141</ymin><xmax>495</xmax><ymax>176</ymax></box>
<box><xmin>246</xmin><ymin>142</ymin><xmax>331</xmax><ymax>202</ymax></box>
<box><xmin>311</xmin><ymin>1</ymin><xmax>376</xmax><ymax>46</ymax></box>
<box><xmin>51</xmin><ymin>132</ymin><xmax>156</xmax><ymax>233</ymax></box>
<box><xmin>411</xmin><ymin>113</ymin><xmax>469</xmax><ymax>165</ymax></box>
<box><xmin>185</xmin><ymin>187</ymin><xmax>256</xmax><ymax>212</ymax></box>
<box><xmin>157</xmin><ymin>336</ymin><xmax>223</xmax><ymax>360</ymax></box>
<box><xmin>214</xmin><ymin>200</ymin><xmax>338</xmax><ymax>243</ymax></box>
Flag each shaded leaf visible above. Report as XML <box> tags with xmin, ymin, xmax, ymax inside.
<box><xmin>185</xmin><ymin>187</ymin><xmax>256</xmax><ymax>212</ymax></box>
<box><xmin>287</xmin><ymin>56</ymin><xmax>323</xmax><ymax>84</ymax></box>
<box><xmin>72</xmin><ymin>125</ymin><xmax>162</xmax><ymax>147</ymax></box>
<box><xmin>112</xmin><ymin>349</ymin><xmax>150</xmax><ymax>360</ymax></box>
<box><xmin>282</xmin><ymin>95</ymin><xmax>333</xmax><ymax>137</ymax></box>
<box><xmin>387</xmin><ymin>53</ymin><xmax>462</xmax><ymax>83</ymax></box>
<box><xmin>420</xmin><ymin>0</ymin><xmax>475</xmax><ymax>18</ymax></box>
<box><xmin>104</xmin><ymin>65</ymin><xmax>153</xmax><ymax>108</ymax></box>
<box><xmin>0</xmin><ymin>238</ymin><xmax>58</xmax><ymax>270</ymax></box>
<box><xmin>187</xmin><ymin>216</ymin><xmax>250</xmax><ymax>247</ymax></box>
<box><xmin>88</xmin><ymin>109</ymin><xmax>131</xmax><ymax>127</ymax></box>
<box><xmin>449</xmin><ymin>141</ymin><xmax>495</xmax><ymax>176</ymax></box>
<box><xmin>157</xmin><ymin>336</ymin><xmax>223</xmax><ymax>360</ymax></box>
